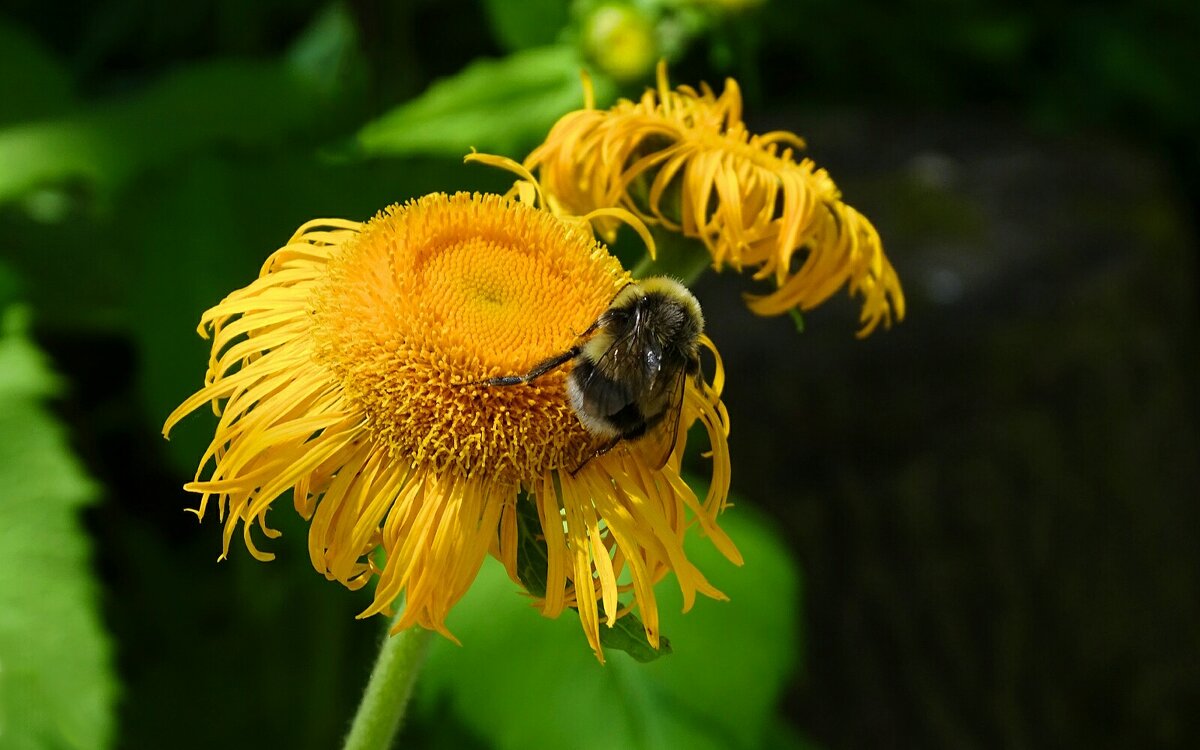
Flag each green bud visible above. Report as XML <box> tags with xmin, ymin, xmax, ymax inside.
<box><xmin>582</xmin><ymin>3</ymin><xmax>658</xmax><ymax>83</ymax></box>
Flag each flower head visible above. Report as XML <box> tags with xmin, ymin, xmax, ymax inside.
<box><xmin>526</xmin><ymin>63</ymin><xmax>905</xmax><ymax>336</ymax></box>
<box><xmin>163</xmin><ymin>188</ymin><xmax>738</xmax><ymax>661</ymax></box>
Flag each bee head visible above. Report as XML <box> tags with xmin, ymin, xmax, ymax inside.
<box><xmin>636</xmin><ymin>277</ymin><xmax>704</xmax><ymax>347</ymax></box>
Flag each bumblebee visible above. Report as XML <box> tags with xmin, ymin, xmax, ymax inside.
<box><xmin>479</xmin><ymin>276</ymin><xmax>705</xmax><ymax>470</ymax></box>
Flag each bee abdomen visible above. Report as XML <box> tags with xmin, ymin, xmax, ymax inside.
<box><xmin>567</xmin><ymin>360</ymin><xmax>646</xmax><ymax>437</ymax></box>
<box><xmin>608</xmin><ymin>402</ymin><xmax>648</xmax><ymax>437</ymax></box>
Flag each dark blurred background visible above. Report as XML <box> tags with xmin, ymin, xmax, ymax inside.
<box><xmin>1</xmin><ymin>1</ymin><xmax>1197</xmax><ymax>748</ymax></box>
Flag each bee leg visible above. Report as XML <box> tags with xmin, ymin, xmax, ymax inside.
<box><xmin>569</xmin><ymin>436</ymin><xmax>621</xmax><ymax>476</ymax></box>
<box><xmin>575</xmin><ymin>311</ymin><xmax>609</xmax><ymax>339</ymax></box>
<box><xmin>475</xmin><ymin>347</ymin><xmax>579</xmax><ymax>387</ymax></box>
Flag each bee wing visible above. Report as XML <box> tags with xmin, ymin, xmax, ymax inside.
<box><xmin>576</xmin><ymin>312</ymin><xmax>652</xmax><ymax>412</ymax></box>
<box><xmin>637</xmin><ymin>365</ymin><xmax>688</xmax><ymax>471</ymax></box>
<box><xmin>573</xmin><ymin>326</ymin><xmax>633</xmax><ymax>412</ymax></box>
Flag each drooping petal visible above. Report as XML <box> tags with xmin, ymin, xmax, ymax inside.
<box><xmin>527</xmin><ymin>63</ymin><xmax>905</xmax><ymax>336</ymax></box>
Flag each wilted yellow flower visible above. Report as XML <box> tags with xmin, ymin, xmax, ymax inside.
<box><xmin>526</xmin><ymin>63</ymin><xmax>905</xmax><ymax>337</ymax></box>
<box><xmin>162</xmin><ymin>186</ymin><xmax>739</xmax><ymax>661</ymax></box>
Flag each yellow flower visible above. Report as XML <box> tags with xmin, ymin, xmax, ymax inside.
<box><xmin>162</xmin><ymin>187</ymin><xmax>739</xmax><ymax>661</ymax></box>
<box><xmin>526</xmin><ymin>63</ymin><xmax>905</xmax><ymax>337</ymax></box>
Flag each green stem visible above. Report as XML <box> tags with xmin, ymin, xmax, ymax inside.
<box><xmin>630</xmin><ymin>227</ymin><xmax>713</xmax><ymax>286</ymax></box>
<box><xmin>342</xmin><ymin>610</ymin><xmax>435</xmax><ymax>750</ymax></box>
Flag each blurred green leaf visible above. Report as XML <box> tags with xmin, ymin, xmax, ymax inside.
<box><xmin>416</xmin><ymin>505</ymin><xmax>800</xmax><ymax>750</ymax></box>
<box><xmin>0</xmin><ymin>59</ymin><xmax>329</xmax><ymax>205</ymax></box>
<box><xmin>764</xmin><ymin>719</ymin><xmax>825</xmax><ymax>750</ymax></box>
<box><xmin>0</xmin><ymin>21</ymin><xmax>74</xmax><ymax>124</ymax></box>
<box><xmin>287</xmin><ymin>3</ymin><xmax>367</xmax><ymax>100</ymax></box>
<box><xmin>957</xmin><ymin>17</ymin><xmax>1032</xmax><ymax>63</ymax></box>
<box><xmin>0</xmin><ymin>306</ymin><xmax>116</xmax><ymax>750</ymax></box>
<box><xmin>480</xmin><ymin>0</ymin><xmax>570</xmax><ymax>51</ymax></box>
<box><xmin>0</xmin><ymin>264</ymin><xmax>20</xmax><ymax>309</ymax></box>
<box><xmin>356</xmin><ymin>45</ymin><xmax>616</xmax><ymax>160</ymax></box>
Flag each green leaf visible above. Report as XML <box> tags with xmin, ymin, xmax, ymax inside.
<box><xmin>0</xmin><ymin>58</ymin><xmax>329</xmax><ymax>205</ymax></box>
<box><xmin>0</xmin><ymin>263</ymin><xmax>20</xmax><ymax>309</ymax></box>
<box><xmin>514</xmin><ymin>495</ymin><xmax>550</xmax><ymax>598</ymax></box>
<box><xmin>415</xmin><ymin>504</ymin><xmax>801</xmax><ymax>750</ymax></box>
<box><xmin>480</xmin><ymin>0</ymin><xmax>571</xmax><ymax>52</ymax></box>
<box><xmin>0</xmin><ymin>305</ymin><xmax>117</xmax><ymax>750</ymax></box>
<box><xmin>0</xmin><ymin>21</ymin><xmax>74</xmax><ymax>124</ymax></box>
<box><xmin>286</xmin><ymin>3</ymin><xmax>367</xmax><ymax>100</ymax></box>
<box><xmin>598</xmin><ymin>611</ymin><xmax>673</xmax><ymax>662</ymax></box>
<box><xmin>356</xmin><ymin>45</ymin><xmax>615</xmax><ymax>160</ymax></box>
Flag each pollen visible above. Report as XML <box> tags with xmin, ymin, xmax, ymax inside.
<box><xmin>312</xmin><ymin>193</ymin><xmax>625</xmax><ymax>485</ymax></box>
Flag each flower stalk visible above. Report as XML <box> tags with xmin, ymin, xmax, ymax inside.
<box><xmin>631</xmin><ymin>227</ymin><xmax>715</xmax><ymax>285</ymax></box>
<box><xmin>342</xmin><ymin>608</ymin><xmax>434</xmax><ymax>750</ymax></box>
